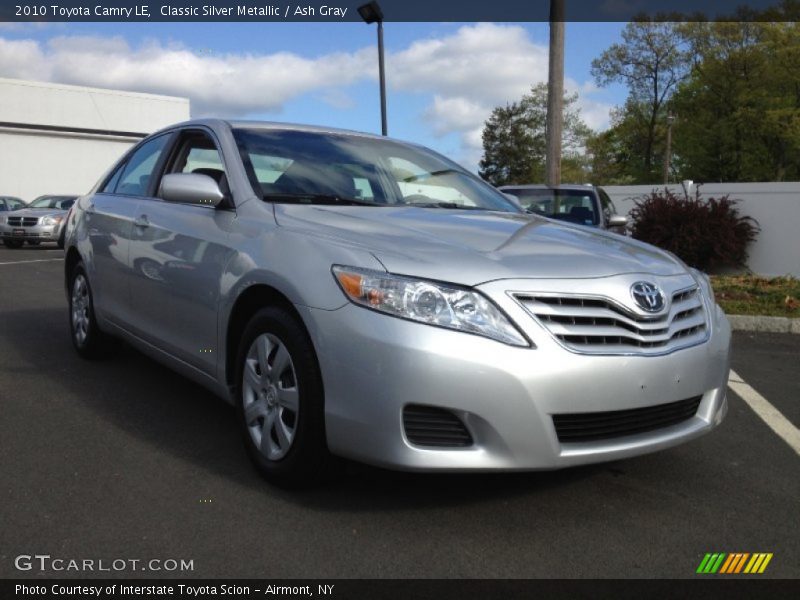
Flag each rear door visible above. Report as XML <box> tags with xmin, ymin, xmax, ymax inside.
<box><xmin>127</xmin><ymin>128</ymin><xmax>237</xmax><ymax>376</ymax></box>
<box><xmin>85</xmin><ymin>133</ymin><xmax>173</xmax><ymax>326</ymax></box>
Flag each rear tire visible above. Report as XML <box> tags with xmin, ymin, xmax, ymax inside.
<box><xmin>68</xmin><ymin>262</ymin><xmax>114</xmax><ymax>359</ymax></box>
<box><xmin>235</xmin><ymin>306</ymin><xmax>335</xmax><ymax>487</ymax></box>
<box><xmin>3</xmin><ymin>239</ymin><xmax>24</xmax><ymax>248</ymax></box>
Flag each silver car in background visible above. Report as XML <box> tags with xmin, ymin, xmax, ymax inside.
<box><xmin>500</xmin><ymin>184</ymin><xmax>630</xmax><ymax>234</ymax></box>
<box><xmin>64</xmin><ymin>120</ymin><xmax>730</xmax><ymax>485</ymax></box>
<box><xmin>1</xmin><ymin>195</ymin><xmax>76</xmax><ymax>248</ymax></box>
<box><xmin>0</xmin><ymin>196</ymin><xmax>26</xmax><ymax>213</ymax></box>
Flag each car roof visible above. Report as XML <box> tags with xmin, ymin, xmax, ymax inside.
<box><xmin>499</xmin><ymin>184</ymin><xmax>597</xmax><ymax>192</ymax></box>
<box><xmin>161</xmin><ymin>118</ymin><xmax>402</xmax><ymax>144</ymax></box>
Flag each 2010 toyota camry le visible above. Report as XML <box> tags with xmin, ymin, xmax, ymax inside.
<box><xmin>63</xmin><ymin>119</ymin><xmax>731</xmax><ymax>485</ymax></box>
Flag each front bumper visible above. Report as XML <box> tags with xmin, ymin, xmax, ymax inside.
<box><xmin>0</xmin><ymin>222</ymin><xmax>62</xmax><ymax>241</ymax></box>
<box><xmin>297</xmin><ymin>291</ymin><xmax>730</xmax><ymax>472</ymax></box>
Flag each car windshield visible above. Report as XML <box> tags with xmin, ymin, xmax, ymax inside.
<box><xmin>233</xmin><ymin>128</ymin><xmax>519</xmax><ymax>212</ymax></box>
<box><xmin>504</xmin><ymin>188</ymin><xmax>599</xmax><ymax>226</ymax></box>
<box><xmin>29</xmin><ymin>196</ymin><xmax>75</xmax><ymax>210</ymax></box>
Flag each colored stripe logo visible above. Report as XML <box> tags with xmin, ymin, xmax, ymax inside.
<box><xmin>697</xmin><ymin>553</ymin><xmax>773</xmax><ymax>574</ymax></box>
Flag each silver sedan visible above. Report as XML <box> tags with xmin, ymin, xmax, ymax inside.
<box><xmin>1</xmin><ymin>195</ymin><xmax>76</xmax><ymax>248</ymax></box>
<box><xmin>64</xmin><ymin>120</ymin><xmax>730</xmax><ymax>486</ymax></box>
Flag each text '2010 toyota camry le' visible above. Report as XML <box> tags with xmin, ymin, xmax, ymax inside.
<box><xmin>63</xmin><ymin>120</ymin><xmax>731</xmax><ymax>485</ymax></box>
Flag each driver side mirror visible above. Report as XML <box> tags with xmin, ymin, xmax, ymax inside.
<box><xmin>608</xmin><ymin>214</ymin><xmax>628</xmax><ymax>228</ymax></box>
<box><xmin>160</xmin><ymin>173</ymin><xmax>225</xmax><ymax>207</ymax></box>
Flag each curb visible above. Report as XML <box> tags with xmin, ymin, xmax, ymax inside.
<box><xmin>728</xmin><ymin>314</ymin><xmax>800</xmax><ymax>334</ymax></box>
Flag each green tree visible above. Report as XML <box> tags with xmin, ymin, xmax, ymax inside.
<box><xmin>672</xmin><ymin>20</ymin><xmax>800</xmax><ymax>181</ymax></box>
<box><xmin>591</xmin><ymin>20</ymin><xmax>688</xmax><ymax>182</ymax></box>
<box><xmin>587</xmin><ymin>101</ymin><xmax>657</xmax><ymax>185</ymax></box>
<box><xmin>479</xmin><ymin>83</ymin><xmax>591</xmax><ymax>186</ymax></box>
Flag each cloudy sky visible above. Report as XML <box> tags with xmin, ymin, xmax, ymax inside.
<box><xmin>0</xmin><ymin>21</ymin><xmax>627</xmax><ymax>170</ymax></box>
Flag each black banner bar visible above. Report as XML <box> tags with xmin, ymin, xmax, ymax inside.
<box><xmin>4</xmin><ymin>579</ymin><xmax>800</xmax><ymax>600</ymax></box>
<box><xmin>0</xmin><ymin>0</ymin><xmax>797</xmax><ymax>23</ymax></box>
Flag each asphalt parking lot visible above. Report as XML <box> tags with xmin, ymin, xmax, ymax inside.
<box><xmin>1</xmin><ymin>245</ymin><xmax>798</xmax><ymax>579</ymax></box>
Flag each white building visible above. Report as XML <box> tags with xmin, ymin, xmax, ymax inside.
<box><xmin>0</xmin><ymin>78</ymin><xmax>189</xmax><ymax>201</ymax></box>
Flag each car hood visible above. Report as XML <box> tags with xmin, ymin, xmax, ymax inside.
<box><xmin>7</xmin><ymin>208</ymin><xmax>66</xmax><ymax>218</ymax></box>
<box><xmin>274</xmin><ymin>205</ymin><xmax>687</xmax><ymax>285</ymax></box>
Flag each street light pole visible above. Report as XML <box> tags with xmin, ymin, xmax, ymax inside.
<box><xmin>663</xmin><ymin>113</ymin><xmax>675</xmax><ymax>185</ymax></box>
<box><xmin>358</xmin><ymin>1</ymin><xmax>388</xmax><ymax>136</ymax></box>
<box><xmin>377</xmin><ymin>19</ymin><xmax>387</xmax><ymax>136</ymax></box>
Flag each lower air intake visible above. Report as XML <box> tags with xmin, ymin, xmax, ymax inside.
<box><xmin>552</xmin><ymin>396</ymin><xmax>702</xmax><ymax>443</ymax></box>
<box><xmin>403</xmin><ymin>405</ymin><xmax>473</xmax><ymax>448</ymax></box>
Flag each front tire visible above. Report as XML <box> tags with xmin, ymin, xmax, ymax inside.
<box><xmin>68</xmin><ymin>262</ymin><xmax>113</xmax><ymax>359</ymax></box>
<box><xmin>235</xmin><ymin>307</ymin><xmax>334</xmax><ymax>486</ymax></box>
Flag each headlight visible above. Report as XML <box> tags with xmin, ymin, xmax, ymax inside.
<box><xmin>42</xmin><ymin>216</ymin><xmax>63</xmax><ymax>226</ymax></box>
<box><xmin>689</xmin><ymin>267</ymin><xmax>716</xmax><ymax>306</ymax></box>
<box><xmin>332</xmin><ymin>265</ymin><xmax>529</xmax><ymax>346</ymax></box>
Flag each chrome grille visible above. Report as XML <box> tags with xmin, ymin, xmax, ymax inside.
<box><xmin>514</xmin><ymin>286</ymin><xmax>708</xmax><ymax>355</ymax></box>
<box><xmin>7</xmin><ymin>216</ymin><xmax>38</xmax><ymax>227</ymax></box>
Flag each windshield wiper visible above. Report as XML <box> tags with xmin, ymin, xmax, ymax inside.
<box><xmin>263</xmin><ymin>193</ymin><xmax>377</xmax><ymax>206</ymax></box>
<box><xmin>407</xmin><ymin>201</ymin><xmax>489</xmax><ymax>210</ymax></box>
<box><xmin>401</xmin><ymin>169</ymin><xmax>461</xmax><ymax>183</ymax></box>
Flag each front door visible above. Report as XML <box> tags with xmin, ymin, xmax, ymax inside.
<box><xmin>127</xmin><ymin>129</ymin><xmax>236</xmax><ymax>376</ymax></box>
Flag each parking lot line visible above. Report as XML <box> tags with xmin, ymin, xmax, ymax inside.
<box><xmin>0</xmin><ymin>258</ymin><xmax>63</xmax><ymax>266</ymax></box>
<box><xmin>729</xmin><ymin>369</ymin><xmax>800</xmax><ymax>456</ymax></box>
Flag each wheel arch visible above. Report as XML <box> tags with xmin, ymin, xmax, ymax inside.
<box><xmin>64</xmin><ymin>246</ymin><xmax>82</xmax><ymax>293</ymax></box>
<box><xmin>224</xmin><ymin>284</ymin><xmax>315</xmax><ymax>390</ymax></box>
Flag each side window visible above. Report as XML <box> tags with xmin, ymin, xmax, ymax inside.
<box><xmin>181</xmin><ymin>146</ymin><xmax>224</xmax><ymax>174</ymax></box>
<box><xmin>598</xmin><ymin>188</ymin><xmax>615</xmax><ymax>220</ymax></box>
<box><xmin>116</xmin><ymin>135</ymin><xmax>170</xmax><ymax>197</ymax></box>
<box><xmin>353</xmin><ymin>177</ymin><xmax>374</xmax><ymax>201</ymax></box>
<box><xmin>165</xmin><ymin>132</ymin><xmax>227</xmax><ymax>195</ymax></box>
<box><xmin>102</xmin><ymin>162</ymin><xmax>126</xmax><ymax>194</ymax></box>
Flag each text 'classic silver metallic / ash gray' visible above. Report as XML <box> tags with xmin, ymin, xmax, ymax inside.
<box><xmin>64</xmin><ymin>119</ymin><xmax>731</xmax><ymax>486</ymax></box>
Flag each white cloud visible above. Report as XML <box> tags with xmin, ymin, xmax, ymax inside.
<box><xmin>0</xmin><ymin>38</ymin><xmax>48</xmax><ymax>80</ymax></box>
<box><xmin>0</xmin><ymin>25</ymin><xmax>613</xmax><ymax>169</ymax></box>
<box><xmin>390</xmin><ymin>23</ymin><xmax>547</xmax><ymax>106</ymax></box>
<box><xmin>0</xmin><ymin>35</ymin><xmax>374</xmax><ymax>116</ymax></box>
<box><xmin>389</xmin><ymin>23</ymin><xmax>612</xmax><ymax>167</ymax></box>
<box><xmin>423</xmin><ymin>95</ymin><xmax>487</xmax><ymax>136</ymax></box>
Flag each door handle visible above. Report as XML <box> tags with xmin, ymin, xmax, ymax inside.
<box><xmin>134</xmin><ymin>214</ymin><xmax>150</xmax><ymax>228</ymax></box>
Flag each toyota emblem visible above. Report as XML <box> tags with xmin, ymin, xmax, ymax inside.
<box><xmin>631</xmin><ymin>281</ymin><xmax>665</xmax><ymax>312</ymax></box>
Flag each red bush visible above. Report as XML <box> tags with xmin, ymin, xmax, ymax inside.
<box><xmin>629</xmin><ymin>188</ymin><xmax>759</xmax><ymax>271</ymax></box>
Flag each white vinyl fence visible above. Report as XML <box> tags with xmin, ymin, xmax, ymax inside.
<box><xmin>603</xmin><ymin>182</ymin><xmax>800</xmax><ymax>278</ymax></box>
